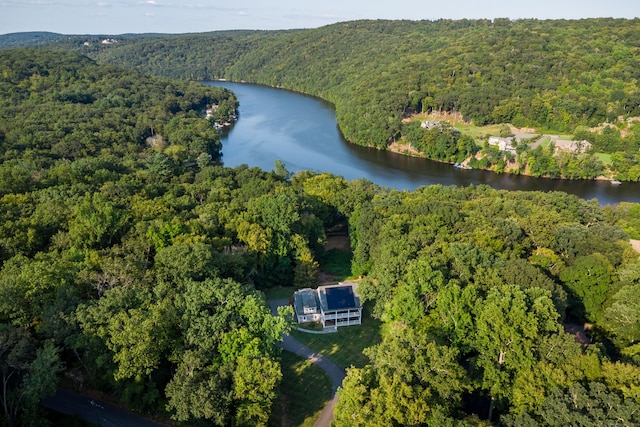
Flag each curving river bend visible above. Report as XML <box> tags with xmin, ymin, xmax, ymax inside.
<box><xmin>207</xmin><ymin>82</ymin><xmax>640</xmax><ymax>205</ymax></box>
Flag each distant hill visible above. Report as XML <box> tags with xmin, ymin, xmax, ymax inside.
<box><xmin>4</xmin><ymin>20</ymin><xmax>640</xmax><ymax>177</ymax></box>
<box><xmin>44</xmin><ymin>19</ymin><xmax>639</xmax><ymax>148</ymax></box>
<box><xmin>0</xmin><ymin>31</ymin><xmax>65</xmax><ymax>48</ymax></box>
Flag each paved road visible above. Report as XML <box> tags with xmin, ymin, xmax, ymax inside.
<box><xmin>42</xmin><ymin>388</ymin><xmax>167</xmax><ymax>427</ymax></box>
<box><xmin>270</xmin><ymin>299</ymin><xmax>346</xmax><ymax>427</ymax></box>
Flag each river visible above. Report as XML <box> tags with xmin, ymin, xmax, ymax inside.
<box><xmin>206</xmin><ymin>81</ymin><xmax>640</xmax><ymax>205</ymax></box>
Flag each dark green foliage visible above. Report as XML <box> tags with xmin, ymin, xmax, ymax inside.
<box><xmin>0</xmin><ymin>48</ymin><xmax>236</xmax><ymax>164</ymax></box>
<box><xmin>31</xmin><ymin>19</ymin><xmax>640</xmax><ymax>155</ymax></box>
<box><xmin>0</xmin><ymin>325</ymin><xmax>62</xmax><ymax>425</ymax></box>
<box><xmin>1</xmin><ymin>45</ymin><xmax>640</xmax><ymax>426</ymax></box>
<box><xmin>501</xmin><ymin>382</ymin><xmax>640</xmax><ymax>426</ymax></box>
<box><xmin>405</xmin><ymin>122</ymin><xmax>478</xmax><ymax>163</ymax></box>
<box><xmin>337</xmin><ymin>183</ymin><xmax>640</xmax><ymax>424</ymax></box>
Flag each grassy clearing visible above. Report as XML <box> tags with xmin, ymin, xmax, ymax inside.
<box><xmin>594</xmin><ymin>152</ymin><xmax>613</xmax><ymax>165</ymax></box>
<box><xmin>270</xmin><ymin>351</ymin><xmax>332</xmax><ymax>427</ymax></box>
<box><xmin>538</xmin><ymin>136</ymin><xmax>552</xmax><ymax>147</ymax></box>
<box><xmin>263</xmin><ymin>286</ymin><xmax>295</xmax><ymax>301</ymax></box>
<box><xmin>319</xmin><ymin>249</ymin><xmax>353</xmax><ymax>280</ymax></box>
<box><xmin>291</xmin><ymin>303</ymin><xmax>381</xmax><ymax>369</ymax></box>
<box><xmin>454</xmin><ymin>122</ymin><xmax>505</xmax><ymax>139</ymax></box>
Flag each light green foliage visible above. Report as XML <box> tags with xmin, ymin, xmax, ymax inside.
<box><xmin>164</xmin><ymin>278</ymin><xmax>288</xmax><ymax>423</ymax></box>
<box><xmin>473</xmin><ymin>286</ymin><xmax>562</xmax><ymax>411</ymax></box>
<box><xmin>164</xmin><ymin>349</ymin><xmax>233</xmax><ymax>424</ymax></box>
<box><xmin>433</xmin><ymin>281</ymin><xmax>477</xmax><ymax>350</ymax></box>
<box><xmin>560</xmin><ymin>253</ymin><xmax>615</xmax><ymax>322</ymax></box>
<box><xmin>335</xmin><ymin>182</ymin><xmax>636</xmax><ymax>423</ymax></box>
<box><xmin>614</xmin><ymin>202</ymin><xmax>640</xmax><ymax>239</ymax></box>
<box><xmin>381</xmin><ymin>263</ymin><xmax>445</xmax><ymax>325</ymax></box>
<box><xmin>68</xmin><ymin>192</ymin><xmax>130</xmax><ymax>249</ymax></box>
<box><xmin>233</xmin><ymin>356</ymin><xmax>282</xmax><ymax>426</ymax></box>
<box><xmin>0</xmin><ymin>254</ymin><xmax>75</xmax><ymax>326</ymax></box>
<box><xmin>601</xmin><ymin>284</ymin><xmax>640</xmax><ymax>348</ymax></box>
<box><xmin>336</xmin><ymin>321</ymin><xmax>469</xmax><ymax>425</ymax></box>
<box><xmin>77</xmin><ymin>287</ymin><xmax>177</xmax><ymax>382</ymax></box>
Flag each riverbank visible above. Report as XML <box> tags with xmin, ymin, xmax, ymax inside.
<box><xmin>387</xmin><ymin>137</ymin><xmax>622</xmax><ymax>184</ymax></box>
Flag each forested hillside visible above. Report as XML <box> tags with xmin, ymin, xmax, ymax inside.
<box><xmin>25</xmin><ymin>18</ymin><xmax>640</xmax><ymax>179</ymax></box>
<box><xmin>2</xmin><ymin>44</ymin><xmax>640</xmax><ymax>426</ymax></box>
<box><xmin>335</xmin><ymin>185</ymin><xmax>640</xmax><ymax>425</ymax></box>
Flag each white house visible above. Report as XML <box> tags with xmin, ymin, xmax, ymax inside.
<box><xmin>421</xmin><ymin>120</ymin><xmax>442</xmax><ymax>130</ymax></box>
<box><xmin>293</xmin><ymin>282</ymin><xmax>362</xmax><ymax>328</ymax></box>
<box><xmin>292</xmin><ymin>288</ymin><xmax>322</xmax><ymax>324</ymax></box>
<box><xmin>488</xmin><ymin>136</ymin><xmax>516</xmax><ymax>153</ymax></box>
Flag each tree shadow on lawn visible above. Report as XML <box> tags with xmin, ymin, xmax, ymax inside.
<box><xmin>270</xmin><ymin>351</ymin><xmax>332</xmax><ymax>427</ymax></box>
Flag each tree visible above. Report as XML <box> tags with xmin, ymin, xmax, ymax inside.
<box><xmin>559</xmin><ymin>253</ymin><xmax>615</xmax><ymax>322</ymax></box>
<box><xmin>76</xmin><ymin>286</ymin><xmax>177</xmax><ymax>383</ymax></box>
<box><xmin>335</xmin><ymin>327</ymin><xmax>469</xmax><ymax>426</ymax></box>
<box><xmin>165</xmin><ymin>278</ymin><xmax>289</xmax><ymax>424</ymax></box>
<box><xmin>473</xmin><ymin>285</ymin><xmax>562</xmax><ymax>420</ymax></box>
<box><xmin>0</xmin><ymin>325</ymin><xmax>62</xmax><ymax>425</ymax></box>
<box><xmin>501</xmin><ymin>382</ymin><xmax>640</xmax><ymax>427</ymax></box>
<box><xmin>601</xmin><ymin>284</ymin><xmax>640</xmax><ymax>348</ymax></box>
<box><xmin>164</xmin><ymin>350</ymin><xmax>233</xmax><ymax>424</ymax></box>
<box><xmin>68</xmin><ymin>192</ymin><xmax>130</xmax><ymax>250</ymax></box>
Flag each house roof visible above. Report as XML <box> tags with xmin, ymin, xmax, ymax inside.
<box><xmin>318</xmin><ymin>282</ymin><xmax>361</xmax><ymax>311</ymax></box>
<box><xmin>293</xmin><ymin>288</ymin><xmax>319</xmax><ymax>315</ymax></box>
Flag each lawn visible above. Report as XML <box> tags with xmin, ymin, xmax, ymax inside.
<box><xmin>270</xmin><ymin>351</ymin><xmax>332</xmax><ymax>427</ymax></box>
<box><xmin>538</xmin><ymin>136</ymin><xmax>552</xmax><ymax>148</ymax></box>
<box><xmin>319</xmin><ymin>248</ymin><xmax>353</xmax><ymax>280</ymax></box>
<box><xmin>263</xmin><ymin>286</ymin><xmax>295</xmax><ymax>301</ymax></box>
<box><xmin>594</xmin><ymin>152</ymin><xmax>613</xmax><ymax>165</ymax></box>
<box><xmin>454</xmin><ymin>122</ymin><xmax>506</xmax><ymax>139</ymax></box>
<box><xmin>290</xmin><ymin>303</ymin><xmax>382</xmax><ymax>369</ymax></box>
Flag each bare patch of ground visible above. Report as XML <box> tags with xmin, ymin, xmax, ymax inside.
<box><xmin>387</xmin><ymin>140</ymin><xmax>423</xmax><ymax>157</ymax></box>
<box><xmin>630</xmin><ymin>239</ymin><xmax>640</xmax><ymax>253</ymax></box>
<box><xmin>324</xmin><ymin>235</ymin><xmax>350</xmax><ymax>252</ymax></box>
<box><xmin>402</xmin><ymin>110</ymin><xmax>466</xmax><ymax>124</ymax></box>
<box><xmin>319</xmin><ymin>228</ymin><xmax>351</xmax><ymax>285</ymax></box>
<box><xmin>564</xmin><ymin>323</ymin><xmax>591</xmax><ymax>346</ymax></box>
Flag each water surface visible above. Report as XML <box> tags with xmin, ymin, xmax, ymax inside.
<box><xmin>207</xmin><ymin>81</ymin><xmax>640</xmax><ymax>205</ymax></box>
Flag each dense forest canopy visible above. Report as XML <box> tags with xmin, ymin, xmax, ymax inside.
<box><xmin>335</xmin><ymin>185</ymin><xmax>640</xmax><ymax>425</ymax></box>
<box><xmin>1</xmin><ymin>29</ymin><xmax>640</xmax><ymax>425</ymax></box>
<box><xmin>12</xmin><ymin>18</ymin><xmax>640</xmax><ymax>179</ymax></box>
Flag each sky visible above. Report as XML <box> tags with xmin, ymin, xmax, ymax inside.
<box><xmin>1</xmin><ymin>0</ymin><xmax>639</xmax><ymax>35</ymax></box>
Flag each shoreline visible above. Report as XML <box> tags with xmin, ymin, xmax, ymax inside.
<box><xmin>386</xmin><ymin>140</ymin><xmax>622</xmax><ymax>184</ymax></box>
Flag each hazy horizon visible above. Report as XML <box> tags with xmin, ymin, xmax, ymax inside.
<box><xmin>1</xmin><ymin>0</ymin><xmax>639</xmax><ymax>36</ymax></box>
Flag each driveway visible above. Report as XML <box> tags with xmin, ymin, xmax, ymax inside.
<box><xmin>269</xmin><ymin>299</ymin><xmax>346</xmax><ymax>427</ymax></box>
